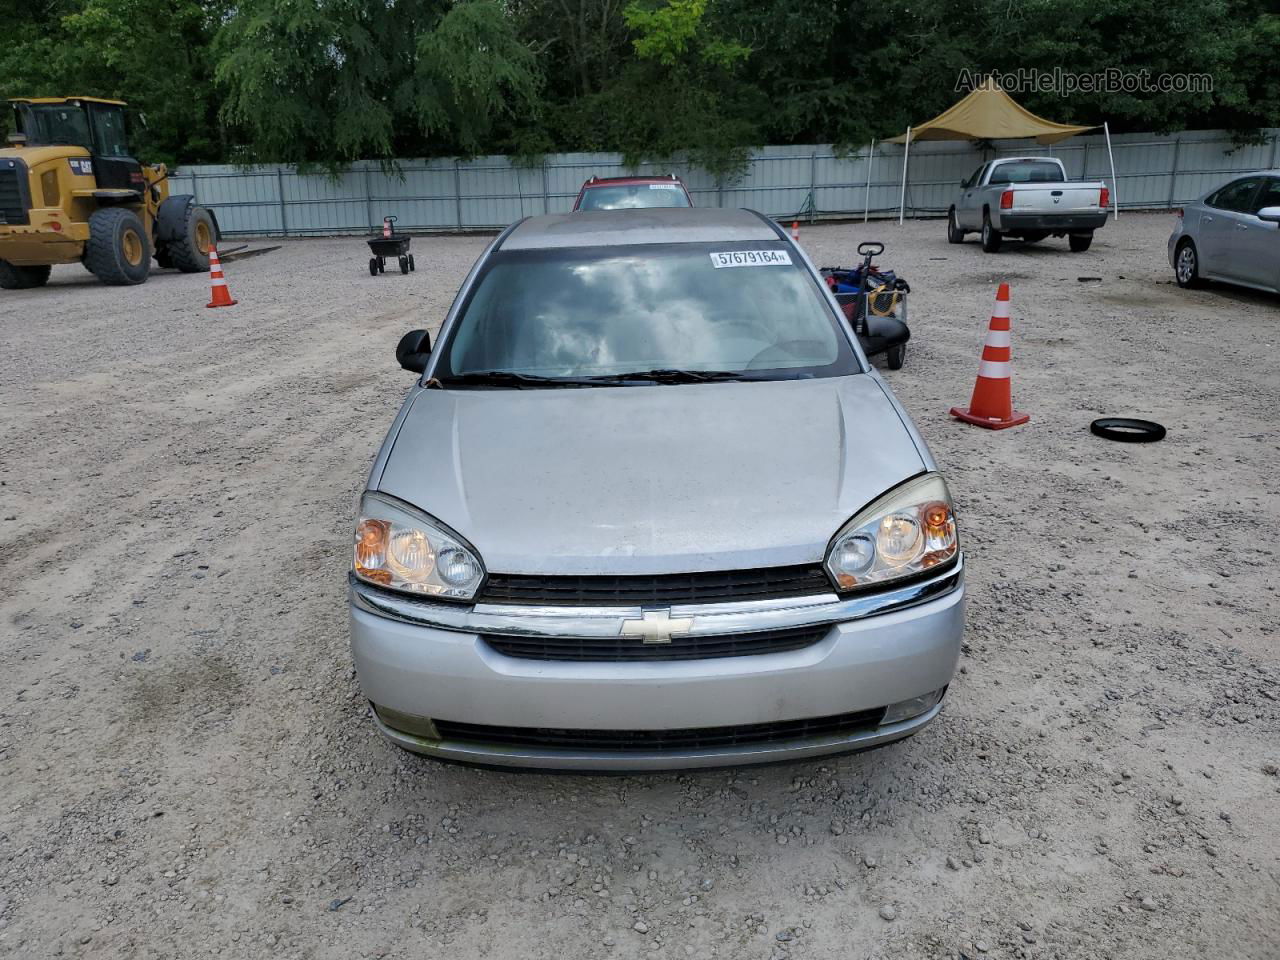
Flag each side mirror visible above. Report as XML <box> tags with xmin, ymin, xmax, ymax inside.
<box><xmin>1257</xmin><ymin>206</ymin><xmax>1280</xmax><ymax>224</ymax></box>
<box><xmin>396</xmin><ymin>329</ymin><xmax>431</xmax><ymax>373</ymax></box>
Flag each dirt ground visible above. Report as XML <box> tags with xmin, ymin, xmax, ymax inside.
<box><xmin>1</xmin><ymin>214</ymin><xmax>1277</xmax><ymax>960</ymax></box>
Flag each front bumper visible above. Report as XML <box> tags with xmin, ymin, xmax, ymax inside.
<box><xmin>997</xmin><ymin>212</ymin><xmax>1107</xmax><ymax>232</ymax></box>
<box><xmin>348</xmin><ymin>560</ymin><xmax>965</xmax><ymax>770</ymax></box>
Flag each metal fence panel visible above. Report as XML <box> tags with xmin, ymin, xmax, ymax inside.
<box><xmin>171</xmin><ymin>128</ymin><xmax>1279</xmax><ymax>237</ymax></box>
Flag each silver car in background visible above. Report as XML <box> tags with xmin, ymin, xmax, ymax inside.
<box><xmin>349</xmin><ymin>208</ymin><xmax>964</xmax><ymax>770</ymax></box>
<box><xmin>1169</xmin><ymin>172</ymin><xmax>1280</xmax><ymax>293</ymax></box>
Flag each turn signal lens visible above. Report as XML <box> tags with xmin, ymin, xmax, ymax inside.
<box><xmin>1000</xmin><ymin>189</ymin><xmax>1014</xmax><ymax>210</ymax></box>
<box><xmin>352</xmin><ymin>493</ymin><xmax>485</xmax><ymax>600</ymax></box>
<box><xmin>1099</xmin><ymin>187</ymin><xmax>1110</xmax><ymax>209</ymax></box>
<box><xmin>825</xmin><ymin>474</ymin><xmax>958</xmax><ymax>592</ymax></box>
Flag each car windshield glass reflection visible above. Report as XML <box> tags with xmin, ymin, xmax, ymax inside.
<box><xmin>437</xmin><ymin>245</ymin><xmax>857</xmax><ymax>385</ymax></box>
<box><xmin>579</xmin><ymin>185</ymin><xmax>690</xmax><ymax>210</ymax></box>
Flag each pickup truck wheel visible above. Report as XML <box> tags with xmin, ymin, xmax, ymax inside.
<box><xmin>946</xmin><ymin>209</ymin><xmax>964</xmax><ymax>244</ymax></box>
<box><xmin>1068</xmin><ymin>232</ymin><xmax>1093</xmax><ymax>253</ymax></box>
<box><xmin>0</xmin><ymin>260</ymin><xmax>52</xmax><ymax>289</ymax></box>
<box><xmin>981</xmin><ymin>214</ymin><xmax>1002</xmax><ymax>253</ymax></box>
<box><xmin>1174</xmin><ymin>239</ymin><xmax>1202</xmax><ymax>288</ymax></box>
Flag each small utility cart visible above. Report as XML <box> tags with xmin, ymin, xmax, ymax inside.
<box><xmin>367</xmin><ymin>216</ymin><xmax>415</xmax><ymax>275</ymax></box>
<box><xmin>821</xmin><ymin>242</ymin><xmax>911</xmax><ymax>370</ymax></box>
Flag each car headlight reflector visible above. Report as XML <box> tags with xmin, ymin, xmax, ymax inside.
<box><xmin>353</xmin><ymin>493</ymin><xmax>484</xmax><ymax>600</ymax></box>
<box><xmin>825</xmin><ymin>473</ymin><xmax>958</xmax><ymax>591</ymax></box>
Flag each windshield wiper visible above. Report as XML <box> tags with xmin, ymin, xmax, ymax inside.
<box><xmin>433</xmin><ymin>371</ymin><xmax>614</xmax><ymax>389</ymax></box>
<box><xmin>588</xmin><ymin>369</ymin><xmax>757</xmax><ymax>384</ymax></box>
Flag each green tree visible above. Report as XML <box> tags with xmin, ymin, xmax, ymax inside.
<box><xmin>213</xmin><ymin>0</ymin><xmax>541</xmax><ymax>166</ymax></box>
<box><xmin>0</xmin><ymin>0</ymin><xmax>224</xmax><ymax>165</ymax></box>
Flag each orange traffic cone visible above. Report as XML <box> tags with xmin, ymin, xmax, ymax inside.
<box><xmin>791</xmin><ymin>220</ymin><xmax>800</xmax><ymax>242</ymax></box>
<box><xmin>949</xmin><ymin>283</ymin><xmax>1029</xmax><ymax>429</ymax></box>
<box><xmin>205</xmin><ymin>245</ymin><xmax>237</xmax><ymax>309</ymax></box>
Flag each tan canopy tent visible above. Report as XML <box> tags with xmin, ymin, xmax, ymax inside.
<box><xmin>888</xmin><ymin>80</ymin><xmax>1117</xmax><ymax>223</ymax></box>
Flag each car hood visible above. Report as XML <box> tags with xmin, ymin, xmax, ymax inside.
<box><xmin>376</xmin><ymin>376</ymin><xmax>926</xmax><ymax>576</ymax></box>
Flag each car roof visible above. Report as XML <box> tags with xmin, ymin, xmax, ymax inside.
<box><xmin>500</xmin><ymin>208</ymin><xmax>781</xmax><ymax>250</ymax></box>
<box><xmin>582</xmin><ymin>175</ymin><xmax>684</xmax><ymax>187</ymax></box>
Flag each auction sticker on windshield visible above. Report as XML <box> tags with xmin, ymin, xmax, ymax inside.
<box><xmin>709</xmin><ymin>250</ymin><xmax>793</xmax><ymax>268</ymax></box>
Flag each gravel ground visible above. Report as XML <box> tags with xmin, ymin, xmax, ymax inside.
<box><xmin>2</xmin><ymin>213</ymin><xmax>1278</xmax><ymax>960</ymax></box>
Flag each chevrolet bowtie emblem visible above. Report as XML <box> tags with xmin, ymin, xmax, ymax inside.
<box><xmin>620</xmin><ymin>609</ymin><xmax>694</xmax><ymax>644</ymax></box>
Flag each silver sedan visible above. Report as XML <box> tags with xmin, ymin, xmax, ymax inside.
<box><xmin>1169</xmin><ymin>171</ymin><xmax>1280</xmax><ymax>293</ymax></box>
<box><xmin>349</xmin><ymin>208</ymin><xmax>964</xmax><ymax>770</ymax></box>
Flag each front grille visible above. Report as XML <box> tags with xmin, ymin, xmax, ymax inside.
<box><xmin>432</xmin><ymin>707</ymin><xmax>887</xmax><ymax>753</ymax></box>
<box><xmin>482</xmin><ymin>623</ymin><xmax>830</xmax><ymax>662</ymax></box>
<box><xmin>0</xmin><ymin>162</ymin><xmax>29</xmax><ymax>225</ymax></box>
<box><xmin>478</xmin><ymin>565</ymin><xmax>833</xmax><ymax>606</ymax></box>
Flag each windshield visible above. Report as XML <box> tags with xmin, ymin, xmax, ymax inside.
<box><xmin>579</xmin><ymin>183</ymin><xmax>691</xmax><ymax>211</ymax></box>
<box><xmin>989</xmin><ymin>160</ymin><xmax>1065</xmax><ymax>184</ymax></box>
<box><xmin>15</xmin><ymin>104</ymin><xmax>92</xmax><ymax>149</ymax></box>
<box><xmin>435</xmin><ymin>243</ymin><xmax>859</xmax><ymax>385</ymax></box>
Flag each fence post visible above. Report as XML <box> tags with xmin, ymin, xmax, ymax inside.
<box><xmin>1081</xmin><ymin>141</ymin><xmax>1090</xmax><ymax>180</ymax></box>
<box><xmin>541</xmin><ymin>159</ymin><xmax>550</xmax><ymax>215</ymax></box>
<box><xmin>364</xmin><ymin>164</ymin><xmax>374</xmax><ymax>231</ymax></box>
<box><xmin>454</xmin><ymin>160</ymin><xmax>463</xmax><ymax>231</ymax></box>
<box><xmin>1166</xmin><ymin>138</ymin><xmax>1181</xmax><ymax>209</ymax></box>
<box><xmin>189</xmin><ymin>169</ymin><xmax>199</xmax><ymax>204</ymax></box>
<box><xmin>1271</xmin><ymin>133</ymin><xmax>1279</xmax><ymax>169</ymax></box>
<box><xmin>808</xmin><ymin>151</ymin><xmax>817</xmax><ymax>224</ymax></box>
<box><xmin>276</xmin><ymin>168</ymin><xmax>288</xmax><ymax>237</ymax></box>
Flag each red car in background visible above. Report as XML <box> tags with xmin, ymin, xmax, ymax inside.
<box><xmin>573</xmin><ymin>175</ymin><xmax>694</xmax><ymax>211</ymax></box>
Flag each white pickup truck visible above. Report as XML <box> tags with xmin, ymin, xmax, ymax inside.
<box><xmin>947</xmin><ymin>157</ymin><xmax>1109</xmax><ymax>253</ymax></box>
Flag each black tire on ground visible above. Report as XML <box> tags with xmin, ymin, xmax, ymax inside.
<box><xmin>377</xmin><ymin>258</ymin><xmax>385</xmax><ymax>274</ymax></box>
<box><xmin>84</xmin><ymin>208</ymin><xmax>151</xmax><ymax>285</ymax></box>
<box><xmin>887</xmin><ymin>344</ymin><xmax>906</xmax><ymax>370</ymax></box>
<box><xmin>167</xmin><ymin>205</ymin><xmax>216</xmax><ymax>273</ymax></box>
<box><xmin>407</xmin><ymin>254</ymin><xmax>415</xmax><ymax>272</ymax></box>
<box><xmin>369</xmin><ymin>257</ymin><xmax>378</xmax><ymax>276</ymax></box>
<box><xmin>946</xmin><ymin>209</ymin><xmax>964</xmax><ymax>244</ymax></box>
<box><xmin>981</xmin><ymin>213</ymin><xmax>1002</xmax><ymax>253</ymax></box>
<box><xmin>1174</xmin><ymin>239</ymin><xmax>1202</xmax><ymax>289</ymax></box>
<box><xmin>398</xmin><ymin>256</ymin><xmax>409</xmax><ymax>274</ymax></box>
<box><xmin>1068</xmin><ymin>232</ymin><xmax>1093</xmax><ymax>252</ymax></box>
<box><xmin>0</xmin><ymin>260</ymin><xmax>52</xmax><ymax>289</ymax></box>
<box><xmin>155</xmin><ymin>249</ymin><xmax>173</xmax><ymax>269</ymax></box>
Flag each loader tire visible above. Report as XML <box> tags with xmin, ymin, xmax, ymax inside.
<box><xmin>167</xmin><ymin>204</ymin><xmax>216</xmax><ymax>273</ymax></box>
<box><xmin>0</xmin><ymin>260</ymin><xmax>52</xmax><ymax>289</ymax></box>
<box><xmin>84</xmin><ymin>208</ymin><xmax>151</xmax><ymax>285</ymax></box>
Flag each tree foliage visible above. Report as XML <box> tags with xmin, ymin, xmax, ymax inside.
<box><xmin>0</xmin><ymin>0</ymin><xmax>1276</xmax><ymax>172</ymax></box>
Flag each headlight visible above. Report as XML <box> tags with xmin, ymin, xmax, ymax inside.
<box><xmin>825</xmin><ymin>473</ymin><xmax>958</xmax><ymax>592</ymax></box>
<box><xmin>353</xmin><ymin>492</ymin><xmax>485</xmax><ymax>600</ymax></box>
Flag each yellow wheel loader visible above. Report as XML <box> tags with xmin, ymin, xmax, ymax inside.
<box><xmin>0</xmin><ymin>97</ymin><xmax>219</xmax><ymax>289</ymax></box>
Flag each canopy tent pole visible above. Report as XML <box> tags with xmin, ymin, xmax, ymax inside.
<box><xmin>1104</xmin><ymin>122</ymin><xmax>1119</xmax><ymax>220</ymax></box>
<box><xmin>863</xmin><ymin>139</ymin><xmax>875</xmax><ymax>222</ymax></box>
<box><xmin>898</xmin><ymin>127</ymin><xmax>911</xmax><ymax>225</ymax></box>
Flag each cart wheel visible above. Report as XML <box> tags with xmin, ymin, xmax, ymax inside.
<box><xmin>399</xmin><ymin>256</ymin><xmax>409</xmax><ymax>275</ymax></box>
<box><xmin>407</xmin><ymin>254</ymin><xmax>415</xmax><ymax>272</ymax></box>
<box><xmin>377</xmin><ymin>258</ymin><xmax>385</xmax><ymax>274</ymax></box>
<box><xmin>369</xmin><ymin>257</ymin><xmax>378</xmax><ymax>277</ymax></box>
<box><xmin>887</xmin><ymin>344</ymin><xmax>906</xmax><ymax>370</ymax></box>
